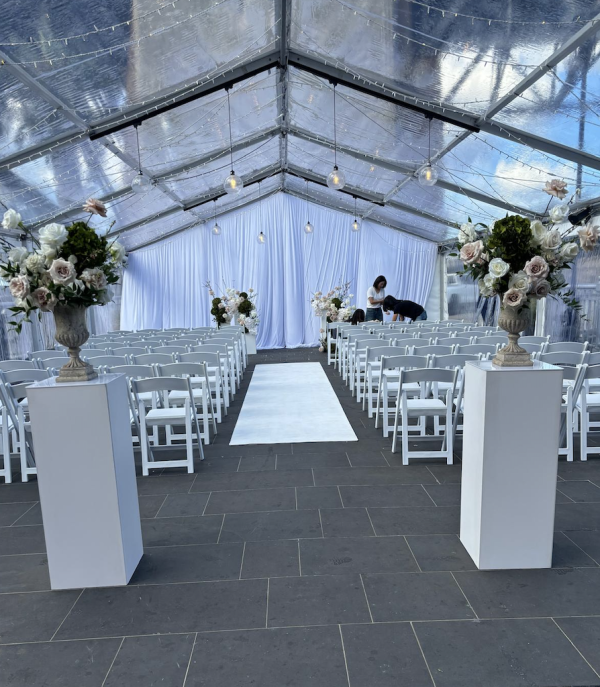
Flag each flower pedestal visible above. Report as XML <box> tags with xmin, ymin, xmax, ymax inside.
<box><xmin>53</xmin><ymin>304</ymin><xmax>97</xmax><ymax>382</ymax></box>
<box><xmin>26</xmin><ymin>374</ymin><xmax>143</xmax><ymax>589</ymax></box>
<box><xmin>492</xmin><ymin>304</ymin><xmax>533</xmax><ymax>368</ymax></box>
<box><xmin>245</xmin><ymin>333</ymin><xmax>257</xmax><ymax>355</ymax></box>
<box><xmin>460</xmin><ymin>360</ymin><xmax>563</xmax><ymax>569</ymax></box>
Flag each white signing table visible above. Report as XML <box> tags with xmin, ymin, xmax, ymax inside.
<box><xmin>27</xmin><ymin>374</ymin><xmax>143</xmax><ymax>590</ymax></box>
<box><xmin>460</xmin><ymin>360</ymin><xmax>563</xmax><ymax>570</ymax></box>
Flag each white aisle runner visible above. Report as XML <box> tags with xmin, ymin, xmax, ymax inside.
<box><xmin>230</xmin><ymin>363</ymin><xmax>358</xmax><ymax>445</ymax></box>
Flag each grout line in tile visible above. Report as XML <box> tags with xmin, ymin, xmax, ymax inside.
<box><xmin>265</xmin><ymin>578</ymin><xmax>270</xmax><ymax>628</ymax></box>
<box><xmin>236</xmin><ymin>457</ymin><xmax>242</xmax><ymax>472</ymax></box>
<box><xmin>561</xmin><ymin>530</ymin><xmax>600</xmax><ymax>566</ymax></box>
<box><xmin>337</xmin><ymin>485</ymin><xmax>345</xmax><ymax>508</ymax></box>
<box><xmin>187</xmin><ymin>474</ymin><xmax>199</xmax><ymax>494</ymax></box>
<box><xmin>552</xmin><ymin>617</ymin><xmax>600</xmax><ymax>680</ymax></box>
<box><xmin>50</xmin><ymin>588</ymin><xmax>85</xmax><ymax>641</ymax></box>
<box><xmin>274</xmin><ymin>455</ymin><xmax>278</xmax><ymax>470</ymax></box>
<box><xmin>216</xmin><ymin>514</ymin><xmax>226</xmax><ymax>544</ymax></box>
<box><xmin>410</xmin><ymin>621</ymin><xmax>438</xmax><ymax>687</ymax></box>
<box><xmin>421</xmin><ymin>485</ymin><xmax>438</xmax><ymax>507</ymax></box>
<box><xmin>318</xmin><ymin>509</ymin><xmax>324</xmax><ymax>538</ymax></box>
<box><xmin>403</xmin><ymin>535</ymin><xmax>423</xmax><ymax>572</ymax></box>
<box><xmin>380</xmin><ymin>450</ymin><xmax>391</xmax><ymax>467</ymax></box>
<box><xmin>359</xmin><ymin>574</ymin><xmax>374</xmax><ymax>623</ymax></box>
<box><xmin>338</xmin><ymin>624</ymin><xmax>353</xmax><ymax>687</ymax></box>
<box><xmin>200</xmin><ymin>493</ymin><xmax>212</xmax><ymax>517</ymax></box>
<box><xmin>153</xmin><ymin>495</ymin><xmax>169</xmax><ymax>519</ymax></box>
<box><xmin>450</xmin><ymin>571</ymin><xmax>479</xmax><ymax>620</ymax></box>
<box><xmin>364</xmin><ymin>508</ymin><xmax>378</xmax><ymax>537</ymax></box>
<box><xmin>9</xmin><ymin>501</ymin><xmax>39</xmax><ymax>527</ymax></box>
<box><xmin>556</xmin><ymin>486</ymin><xmax>576</xmax><ymax>503</ymax></box>
<box><xmin>100</xmin><ymin>636</ymin><xmax>125</xmax><ymax>687</ymax></box>
<box><xmin>181</xmin><ymin>632</ymin><xmax>198</xmax><ymax>687</ymax></box>
<box><xmin>238</xmin><ymin>542</ymin><xmax>246</xmax><ymax>580</ymax></box>
<box><xmin>294</xmin><ymin>487</ymin><xmax>298</xmax><ymax>511</ymax></box>
<box><xmin>297</xmin><ymin>539</ymin><xmax>302</xmax><ymax>577</ymax></box>
<box><xmin>311</xmin><ymin>468</ymin><xmax>316</xmax><ymax>487</ymax></box>
<box><xmin>425</xmin><ymin>466</ymin><xmax>441</xmax><ymax>485</ymax></box>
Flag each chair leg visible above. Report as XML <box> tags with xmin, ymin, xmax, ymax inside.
<box><xmin>139</xmin><ymin>405</ymin><xmax>150</xmax><ymax>477</ymax></box>
<box><xmin>580</xmin><ymin>401</ymin><xmax>589</xmax><ymax>462</ymax></box>
<box><xmin>446</xmin><ymin>399</ymin><xmax>453</xmax><ymax>465</ymax></box>
<box><xmin>401</xmin><ymin>398</ymin><xmax>409</xmax><ymax>465</ymax></box>
<box><xmin>185</xmin><ymin>401</ymin><xmax>194</xmax><ymax>473</ymax></box>
<box><xmin>18</xmin><ymin>407</ymin><xmax>28</xmax><ymax>483</ymax></box>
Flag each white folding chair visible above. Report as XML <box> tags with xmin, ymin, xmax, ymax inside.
<box><xmin>392</xmin><ymin>368</ymin><xmax>459</xmax><ymax>464</ymax></box>
<box><xmin>576</xmin><ymin>364</ymin><xmax>600</xmax><ymax>461</ymax></box>
<box><xmin>30</xmin><ymin>350</ymin><xmax>68</xmax><ymax>362</ymax></box>
<box><xmin>375</xmin><ymin>354</ymin><xmax>429</xmax><ymax>437</ymax></box>
<box><xmin>430</xmin><ymin>354</ymin><xmax>480</xmax><ymax>439</ymax></box>
<box><xmin>132</xmin><ymin>353</ymin><xmax>177</xmax><ymax>367</ymax></box>
<box><xmin>209</xmin><ymin>337</ymin><xmax>243</xmax><ymax>388</ymax></box>
<box><xmin>195</xmin><ymin>344</ymin><xmax>236</xmax><ymax>399</ymax></box>
<box><xmin>558</xmin><ymin>365</ymin><xmax>586</xmax><ymax>462</ymax></box>
<box><xmin>545</xmin><ymin>341</ymin><xmax>589</xmax><ymax>354</ymax></box>
<box><xmin>112</xmin><ymin>346</ymin><xmax>149</xmax><ymax>359</ymax></box>
<box><xmin>454</xmin><ymin>343</ymin><xmax>498</xmax><ymax>359</ymax></box>
<box><xmin>0</xmin><ymin>360</ymin><xmax>38</xmax><ymax>372</ymax></box>
<box><xmin>520</xmin><ymin>336</ymin><xmax>550</xmax><ymax>346</ymax></box>
<box><xmin>131</xmin><ymin>376</ymin><xmax>204</xmax><ymax>475</ymax></box>
<box><xmin>474</xmin><ymin>335</ymin><xmax>509</xmax><ymax>347</ymax></box>
<box><xmin>84</xmin><ymin>355</ymin><xmax>129</xmax><ymax>372</ymax></box>
<box><xmin>152</xmin><ymin>345</ymin><xmax>188</xmax><ymax>358</ymax></box>
<box><xmin>437</xmin><ymin>336</ymin><xmax>472</xmax><ymax>348</ymax></box>
<box><xmin>180</xmin><ymin>351</ymin><xmax>228</xmax><ymax>419</ymax></box>
<box><xmin>158</xmin><ymin>362</ymin><xmax>217</xmax><ymax>443</ymax></box>
<box><xmin>362</xmin><ymin>345</ymin><xmax>400</xmax><ymax>417</ymax></box>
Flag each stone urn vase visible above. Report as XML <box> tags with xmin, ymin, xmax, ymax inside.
<box><xmin>53</xmin><ymin>304</ymin><xmax>98</xmax><ymax>383</ymax></box>
<box><xmin>493</xmin><ymin>303</ymin><xmax>533</xmax><ymax>367</ymax></box>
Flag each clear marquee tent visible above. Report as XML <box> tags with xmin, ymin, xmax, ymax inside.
<box><xmin>1</xmin><ymin>0</ymin><xmax>600</xmax><ymax>351</ymax></box>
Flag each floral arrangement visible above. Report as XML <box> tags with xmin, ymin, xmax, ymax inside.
<box><xmin>205</xmin><ymin>281</ymin><xmax>229</xmax><ymax>327</ymax></box>
<box><xmin>205</xmin><ymin>283</ymin><xmax>260</xmax><ymax>334</ymax></box>
<box><xmin>455</xmin><ymin>179</ymin><xmax>594</xmax><ymax>316</ymax></box>
<box><xmin>0</xmin><ymin>200</ymin><xmax>127</xmax><ymax>333</ymax></box>
<box><xmin>310</xmin><ymin>282</ymin><xmax>356</xmax><ymax>323</ymax></box>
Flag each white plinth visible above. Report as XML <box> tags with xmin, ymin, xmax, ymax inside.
<box><xmin>460</xmin><ymin>360</ymin><xmax>563</xmax><ymax>570</ymax></box>
<box><xmin>245</xmin><ymin>333</ymin><xmax>257</xmax><ymax>355</ymax></box>
<box><xmin>27</xmin><ymin>374</ymin><xmax>143</xmax><ymax>590</ymax></box>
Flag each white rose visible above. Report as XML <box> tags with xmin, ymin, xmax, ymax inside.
<box><xmin>39</xmin><ymin>223</ymin><xmax>68</xmax><ymax>250</ymax></box>
<box><xmin>459</xmin><ymin>222</ymin><xmax>477</xmax><ymax>244</ymax></box>
<box><xmin>560</xmin><ymin>242</ymin><xmax>579</xmax><ymax>261</ymax></box>
<box><xmin>508</xmin><ymin>270</ymin><xmax>529</xmax><ymax>293</ymax></box>
<box><xmin>478</xmin><ymin>278</ymin><xmax>494</xmax><ymax>297</ymax></box>
<box><xmin>549</xmin><ymin>204</ymin><xmax>569</xmax><ymax>223</ymax></box>
<box><xmin>9</xmin><ymin>275</ymin><xmax>30</xmax><ymax>300</ymax></box>
<box><xmin>24</xmin><ymin>253</ymin><xmax>46</xmax><ymax>274</ymax></box>
<box><xmin>39</xmin><ymin>244</ymin><xmax>57</xmax><ymax>263</ymax></box>
<box><xmin>2</xmin><ymin>209</ymin><xmax>21</xmax><ymax>231</ymax></box>
<box><xmin>80</xmin><ymin>267</ymin><xmax>107</xmax><ymax>290</ymax></box>
<box><xmin>97</xmin><ymin>287</ymin><xmax>114</xmax><ymax>305</ymax></box>
<box><xmin>8</xmin><ymin>246</ymin><xmax>29</xmax><ymax>265</ymax></box>
<box><xmin>109</xmin><ymin>241</ymin><xmax>126</xmax><ymax>263</ymax></box>
<box><xmin>540</xmin><ymin>228</ymin><xmax>561</xmax><ymax>251</ymax></box>
<box><xmin>530</xmin><ymin>220</ymin><xmax>547</xmax><ymax>245</ymax></box>
<box><xmin>488</xmin><ymin>257</ymin><xmax>510</xmax><ymax>279</ymax></box>
<box><xmin>48</xmin><ymin>258</ymin><xmax>76</xmax><ymax>286</ymax></box>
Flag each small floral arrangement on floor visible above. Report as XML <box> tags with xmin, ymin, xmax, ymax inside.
<box><xmin>454</xmin><ymin>179</ymin><xmax>593</xmax><ymax>315</ymax></box>
<box><xmin>205</xmin><ymin>281</ymin><xmax>229</xmax><ymax>327</ymax></box>
<box><xmin>205</xmin><ymin>283</ymin><xmax>260</xmax><ymax>333</ymax></box>
<box><xmin>310</xmin><ymin>281</ymin><xmax>356</xmax><ymax>322</ymax></box>
<box><xmin>236</xmin><ymin>290</ymin><xmax>259</xmax><ymax>335</ymax></box>
<box><xmin>0</xmin><ymin>200</ymin><xmax>127</xmax><ymax>333</ymax></box>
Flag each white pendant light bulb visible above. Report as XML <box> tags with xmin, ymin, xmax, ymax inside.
<box><xmin>211</xmin><ymin>200</ymin><xmax>221</xmax><ymax>235</ymax></box>
<box><xmin>304</xmin><ymin>221</ymin><xmax>314</xmax><ymax>234</ymax></box>
<box><xmin>351</xmin><ymin>196</ymin><xmax>360</xmax><ymax>231</ymax></box>
<box><xmin>418</xmin><ymin>116</ymin><xmax>438</xmax><ymax>187</ymax></box>
<box><xmin>131</xmin><ymin>124</ymin><xmax>152</xmax><ymax>194</ymax></box>
<box><xmin>328</xmin><ymin>83</ymin><xmax>346</xmax><ymax>190</ymax></box>
<box><xmin>131</xmin><ymin>172</ymin><xmax>152</xmax><ymax>194</ymax></box>
<box><xmin>257</xmin><ymin>230</ymin><xmax>266</xmax><ymax>244</ymax></box>
<box><xmin>223</xmin><ymin>88</ymin><xmax>243</xmax><ymax>195</ymax></box>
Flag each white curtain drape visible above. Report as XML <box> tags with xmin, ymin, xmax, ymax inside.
<box><xmin>121</xmin><ymin>193</ymin><xmax>437</xmax><ymax>348</ymax></box>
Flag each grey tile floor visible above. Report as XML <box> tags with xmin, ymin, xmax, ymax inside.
<box><xmin>1</xmin><ymin>348</ymin><xmax>600</xmax><ymax>686</ymax></box>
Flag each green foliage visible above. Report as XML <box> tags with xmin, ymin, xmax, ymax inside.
<box><xmin>238</xmin><ymin>298</ymin><xmax>252</xmax><ymax>316</ymax></box>
<box><xmin>331</xmin><ymin>297</ymin><xmax>342</xmax><ymax>310</ymax></box>
<box><xmin>210</xmin><ymin>296</ymin><xmax>227</xmax><ymax>326</ymax></box>
<box><xmin>239</xmin><ymin>292</ymin><xmax>248</xmax><ymax>299</ymax></box>
<box><xmin>486</xmin><ymin>215</ymin><xmax>535</xmax><ymax>271</ymax></box>
<box><xmin>61</xmin><ymin>221</ymin><xmax>108</xmax><ymax>271</ymax></box>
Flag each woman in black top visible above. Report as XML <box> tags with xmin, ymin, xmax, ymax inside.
<box><xmin>383</xmin><ymin>296</ymin><xmax>427</xmax><ymax>322</ymax></box>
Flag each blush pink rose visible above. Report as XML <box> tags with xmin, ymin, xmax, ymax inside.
<box><xmin>524</xmin><ymin>256</ymin><xmax>549</xmax><ymax>281</ymax></box>
<box><xmin>543</xmin><ymin>179</ymin><xmax>568</xmax><ymax>199</ymax></box>
<box><xmin>459</xmin><ymin>240</ymin><xmax>484</xmax><ymax>265</ymax></box>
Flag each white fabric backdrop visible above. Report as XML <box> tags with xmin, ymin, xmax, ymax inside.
<box><xmin>121</xmin><ymin>193</ymin><xmax>437</xmax><ymax>348</ymax></box>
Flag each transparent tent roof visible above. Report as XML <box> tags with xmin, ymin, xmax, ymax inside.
<box><xmin>1</xmin><ymin>0</ymin><xmax>600</xmax><ymax>251</ymax></box>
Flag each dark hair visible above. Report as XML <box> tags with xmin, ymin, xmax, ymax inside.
<box><xmin>350</xmin><ymin>309</ymin><xmax>365</xmax><ymax>325</ymax></box>
<box><xmin>383</xmin><ymin>295</ymin><xmax>397</xmax><ymax>311</ymax></box>
<box><xmin>373</xmin><ymin>275</ymin><xmax>387</xmax><ymax>289</ymax></box>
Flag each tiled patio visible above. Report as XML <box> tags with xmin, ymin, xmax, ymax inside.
<box><xmin>1</xmin><ymin>348</ymin><xmax>600</xmax><ymax>686</ymax></box>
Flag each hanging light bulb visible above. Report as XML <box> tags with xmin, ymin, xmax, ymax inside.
<box><xmin>257</xmin><ymin>182</ymin><xmax>265</xmax><ymax>243</ymax></box>
<box><xmin>304</xmin><ymin>181</ymin><xmax>314</xmax><ymax>233</ymax></box>
<box><xmin>257</xmin><ymin>231</ymin><xmax>266</xmax><ymax>244</ymax></box>
<box><xmin>211</xmin><ymin>200</ymin><xmax>221</xmax><ymax>235</ymax></box>
<box><xmin>351</xmin><ymin>196</ymin><xmax>360</xmax><ymax>231</ymax></box>
<box><xmin>327</xmin><ymin>83</ymin><xmax>346</xmax><ymax>190</ymax></box>
<box><xmin>223</xmin><ymin>88</ymin><xmax>243</xmax><ymax>194</ymax></box>
<box><xmin>131</xmin><ymin>124</ymin><xmax>152</xmax><ymax>194</ymax></box>
<box><xmin>418</xmin><ymin>116</ymin><xmax>438</xmax><ymax>187</ymax></box>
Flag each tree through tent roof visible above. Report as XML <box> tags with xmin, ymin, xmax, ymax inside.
<box><xmin>1</xmin><ymin>0</ymin><xmax>600</xmax><ymax>249</ymax></box>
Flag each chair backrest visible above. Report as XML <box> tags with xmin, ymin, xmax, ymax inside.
<box><xmin>467</xmin><ymin>327</ymin><xmax>494</xmax><ymax>334</ymax></box>
<box><xmin>112</xmin><ymin>346</ymin><xmax>149</xmax><ymax>357</ymax></box>
<box><xmin>7</xmin><ymin>381</ymin><xmax>35</xmax><ymax>403</ymax></box>
<box><xmin>586</xmin><ymin>352</ymin><xmax>600</xmax><ymax>366</ymax></box>
<box><xmin>355</xmin><ymin>340</ymin><xmax>389</xmax><ymax>351</ymax></box>
<box><xmin>520</xmin><ymin>336</ymin><xmax>550</xmax><ymax>345</ymax></box>
<box><xmin>38</xmin><ymin>357</ymin><xmax>69</xmax><ymax>370</ymax></box>
<box><xmin>401</xmin><ymin>367</ymin><xmax>458</xmax><ymax>386</ymax></box>
<box><xmin>171</xmin><ymin>338</ymin><xmax>200</xmax><ymax>346</ymax></box>
<box><xmin>346</xmin><ymin>332</ymin><xmax>378</xmax><ymax>343</ymax></box>
<box><xmin>0</xmin><ymin>360</ymin><xmax>38</xmax><ymax>372</ymax></box>
<box><xmin>132</xmin><ymin>353</ymin><xmax>176</xmax><ymax>366</ymax></box>
<box><xmin>132</xmin><ymin>375</ymin><xmax>190</xmax><ymax>395</ymax></box>
<box><xmin>520</xmin><ymin>342</ymin><xmax>545</xmax><ymax>354</ymax></box>
<box><xmin>193</xmin><ymin>343</ymin><xmax>229</xmax><ymax>354</ymax></box>
<box><xmin>209</xmin><ymin>338</ymin><xmax>239</xmax><ymax>346</ymax></box>
<box><xmin>31</xmin><ymin>350</ymin><xmax>69</xmax><ymax>361</ymax></box>
<box><xmin>438</xmin><ymin>337</ymin><xmax>472</xmax><ymax>347</ymax></box>
<box><xmin>107</xmin><ymin>364</ymin><xmax>155</xmax><ymax>379</ymax></box>
<box><xmin>81</xmin><ymin>349</ymin><xmax>114</xmax><ymax>358</ymax></box>
<box><xmin>180</xmin><ymin>351</ymin><xmax>222</xmax><ymax>368</ymax></box>
<box><xmin>2</xmin><ymin>368</ymin><xmax>50</xmax><ymax>384</ymax></box>
<box><xmin>414</xmin><ymin>345</ymin><xmax>454</xmax><ymax>357</ymax></box>
<box><xmin>545</xmin><ymin>341</ymin><xmax>589</xmax><ymax>354</ymax></box>
<box><xmin>152</xmin><ymin>345</ymin><xmax>188</xmax><ymax>355</ymax></box>
<box><xmin>538</xmin><ymin>351</ymin><xmax>585</xmax><ymax>367</ymax></box>
<box><xmin>157</xmin><ymin>362</ymin><xmax>208</xmax><ymax>379</ymax></box>
<box><xmin>387</xmin><ymin>336</ymin><xmax>422</xmax><ymax>347</ymax></box>
<box><xmin>583</xmin><ymin>364</ymin><xmax>600</xmax><ymax>381</ymax></box>
<box><xmin>475</xmin><ymin>335</ymin><xmax>509</xmax><ymax>345</ymax></box>
<box><xmin>410</xmin><ymin>339</ymin><xmax>439</xmax><ymax>349</ymax></box>
<box><xmin>119</xmin><ymin>340</ymin><xmax>150</xmax><ymax>348</ymax></box>
<box><xmin>365</xmin><ymin>345</ymin><xmax>399</xmax><ymax>362</ymax></box>
<box><xmin>455</xmin><ymin>344</ymin><xmax>498</xmax><ymax>357</ymax></box>
<box><xmin>86</xmin><ymin>355</ymin><xmax>129</xmax><ymax>368</ymax></box>
<box><xmin>380</xmin><ymin>354</ymin><xmax>429</xmax><ymax>371</ymax></box>
<box><xmin>430</xmin><ymin>353</ymin><xmax>480</xmax><ymax>368</ymax></box>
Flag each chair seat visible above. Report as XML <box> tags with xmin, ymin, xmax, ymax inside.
<box><xmin>403</xmin><ymin>398</ymin><xmax>447</xmax><ymax>415</ymax></box>
<box><xmin>168</xmin><ymin>390</ymin><xmax>206</xmax><ymax>403</ymax></box>
<box><xmin>146</xmin><ymin>408</ymin><xmax>188</xmax><ymax>424</ymax></box>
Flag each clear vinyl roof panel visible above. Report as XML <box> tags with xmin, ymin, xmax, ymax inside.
<box><xmin>1</xmin><ymin>0</ymin><xmax>277</xmax><ymax>122</ymax></box>
<box><xmin>290</xmin><ymin>0</ymin><xmax>600</xmax><ymax>114</ymax></box>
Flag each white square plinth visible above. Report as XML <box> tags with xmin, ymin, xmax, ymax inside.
<box><xmin>27</xmin><ymin>374</ymin><xmax>143</xmax><ymax>590</ymax></box>
<box><xmin>460</xmin><ymin>360</ymin><xmax>563</xmax><ymax>570</ymax></box>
